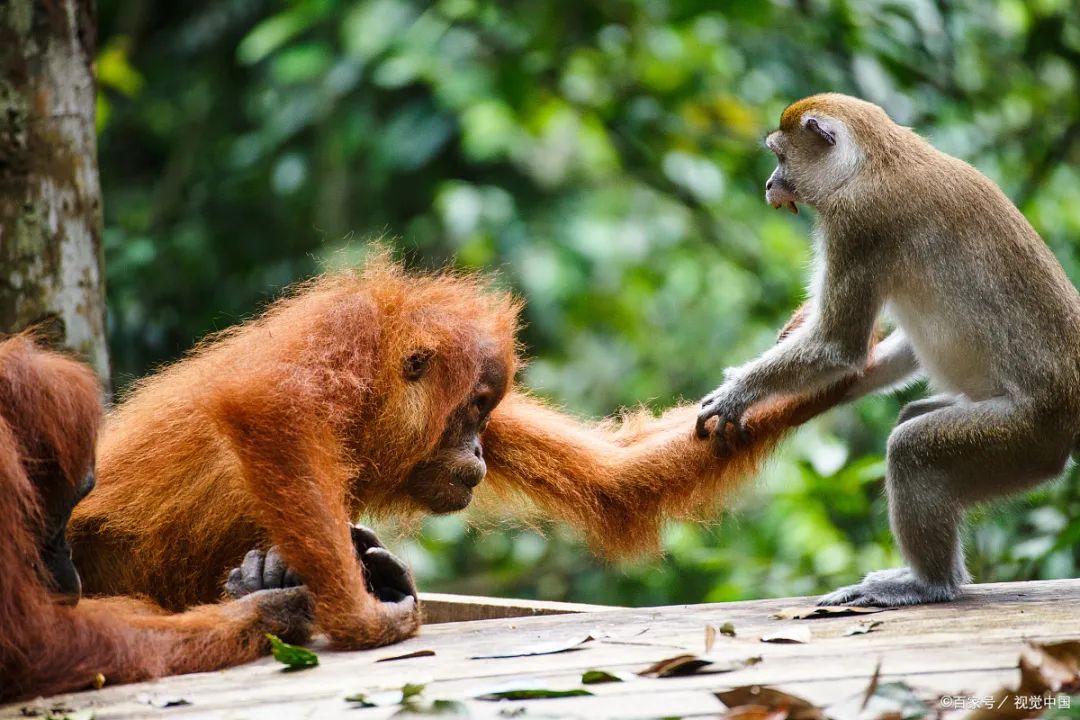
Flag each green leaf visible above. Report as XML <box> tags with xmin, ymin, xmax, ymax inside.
<box><xmin>346</xmin><ymin>682</ymin><xmax>427</xmax><ymax>707</ymax></box>
<box><xmin>391</xmin><ymin>699</ymin><xmax>469</xmax><ymax>717</ymax></box>
<box><xmin>97</xmin><ymin>37</ymin><xmax>143</xmax><ymax>96</ymax></box>
<box><xmin>237</xmin><ymin>0</ymin><xmax>333</xmax><ymax>65</ymax></box>
<box><xmin>476</xmin><ymin>688</ymin><xmax>593</xmax><ymax>701</ymax></box>
<box><xmin>266</xmin><ymin>633</ymin><xmax>319</xmax><ymax>671</ymax></box>
<box><xmin>581</xmin><ymin>669</ymin><xmax>624</xmax><ymax>684</ymax></box>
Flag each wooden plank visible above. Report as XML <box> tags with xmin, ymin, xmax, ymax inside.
<box><xmin>4</xmin><ymin>579</ymin><xmax>1078</xmax><ymax>720</ymax></box>
<box><xmin>419</xmin><ymin>591</ymin><xmax>620</xmax><ymax>624</ymax></box>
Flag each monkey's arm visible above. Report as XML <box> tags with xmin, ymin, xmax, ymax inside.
<box><xmin>843</xmin><ymin>330</ymin><xmax>921</xmax><ymax>401</ymax></box>
<box><xmin>479</xmin><ymin>387</ymin><xmax>845</xmax><ymax>558</ymax></box>
<box><xmin>697</xmin><ymin>266</ymin><xmax>881</xmax><ymax>439</ymax></box>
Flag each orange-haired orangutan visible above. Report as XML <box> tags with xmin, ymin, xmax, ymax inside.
<box><xmin>70</xmin><ymin>258</ymin><xmax>860</xmax><ymax>651</ymax></box>
<box><xmin>0</xmin><ymin>335</ymin><xmax>316</xmax><ymax>702</ymax></box>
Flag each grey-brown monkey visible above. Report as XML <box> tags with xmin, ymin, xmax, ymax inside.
<box><xmin>697</xmin><ymin>93</ymin><xmax>1080</xmax><ymax>607</ymax></box>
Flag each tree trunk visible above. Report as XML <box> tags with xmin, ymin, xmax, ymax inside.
<box><xmin>0</xmin><ymin>0</ymin><xmax>110</xmax><ymax>387</ymax></box>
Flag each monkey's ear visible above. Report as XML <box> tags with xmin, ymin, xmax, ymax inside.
<box><xmin>403</xmin><ymin>349</ymin><xmax>435</xmax><ymax>381</ymax></box>
<box><xmin>803</xmin><ymin>116</ymin><xmax>836</xmax><ymax>146</ymax></box>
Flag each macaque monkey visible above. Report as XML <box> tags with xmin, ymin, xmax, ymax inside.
<box><xmin>697</xmin><ymin>93</ymin><xmax>1080</xmax><ymax>607</ymax></box>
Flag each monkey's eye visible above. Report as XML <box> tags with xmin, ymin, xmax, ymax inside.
<box><xmin>473</xmin><ymin>392</ymin><xmax>494</xmax><ymax>416</ymax></box>
<box><xmin>403</xmin><ymin>349</ymin><xmax>434</xmax><ymax>381</ymax></box>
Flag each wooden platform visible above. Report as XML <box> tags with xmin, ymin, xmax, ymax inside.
<box><xmin>7</xmin><ymin>579</ymin><xmax>1080</xmax><ymax>719</ymax></box>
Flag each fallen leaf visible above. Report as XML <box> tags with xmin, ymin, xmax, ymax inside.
<box><xmin>21</xmin><ymin>707</ymin><xmax>94</xmax><ymax>720</ymax></box>
<box><xmin>92</xmin><ymin>673</ymin><xmax>105</xmax><ymax>690</ymax></box>
<box><xmin>771</xmin><ymin>606</ymin><xmax>890</xmax><ymax>620</ymax></box>
<box><xmin>639</xmin><ymin>654</ymin><xmax>713</xmax><ymax>678</ymax></box>
<box><xmin>581</xmin><ymin>669</ymin><xmax>628</xmax><ymax>684</ymax></box>
<box><xmin>706</xmin><ymin>621</ymin><xmax>739</xmax><ymax>651</ymax></box>
<box><xmin>1035</xmin><ymin>640</ymin><xmax>1080</xmax><ymax>686</ymax></box>
<box><xmin>476</xmin><ymin>689</ymin><xmax>593</xmax><ymax>701</ymax></box>
<box><xmin>843</xmin><ymin>620</ymin><xmax>883</xmax><ymax>637</ymax></box>
<box><xmin>19</xmin><ymin>704</ymin><xmax>74</xmax><ymax>718</ymax></box>
<box><xmin>266</xmin><ymin>633</ymin><xmax>318</xmax><ymax>671</ymax></box>
<box><xmin>346</xmin><ymin>682</ymin><xmax>428</xmax><ymax>707</ymax></box>
<box><xmin>716</xmin><ymin>686</ymin><xmax>826</xmax><ymax>720</ymax></box>
<box><xmin>391</xmin><ymin>699</ymin><xmax>469</xmax><ymax>717</ymax></box>
<box><xmin>716</xmin><ymin>656</ymin><xmax>763</xmax><ymax>673</ymax></box>
<box><xmin>760</xmin><ymin>626</ymin><xmax>811</xmax><ymax>644</ymax></box>
<box><xmin>377</xmin><ymin>649</ymin><xmax>437</xmax><ymax>662</ymax></box>
<box><xmin>858</xmin><ymin>681</ymin><xmax>931</xmax><ymax>719</ymax></box>
<box><xmin>136</xmin><ymin>693</ymin><xmax>191</xmax><ymax>708</ymax></box>
<box><xmin>592</xmin><ymin>627</ymin><xmax>682</xmax><ymax>649</ymax></box>
<box><xmin>721</xmin><ymin>706</ymin><xmax>788</xmax><ymax>720</ymax></box>
<box><xmin>859</xmin><ymin>661</ymin><xmax>881</xmax><ymax>711</ymax></box>
<box><xmin>967</xmin><ymin>639</ymin><xmax>1080</xmax><ymax>719</ymax></box>
<box><xmin>469</xmin><ymin>634</ymin><xmax>592</xmax><ymax>659</ymax></box>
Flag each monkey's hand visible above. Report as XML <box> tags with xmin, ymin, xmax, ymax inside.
<box><xmin>237</xmin><ymin>586</ymin><xmax>316</xmax><ymax>646</ymax></box>
<box><xmin>695</xmin><ymin>379</ymin><xmax>755</xmax><ymax>454</ymax></box>
<box><xmin>349</xmin><ymin>524</ymin><xmax>418</xmax><ymax>603</ymax></box>
<box><xmin>225</xmin><ymin>524</ymin><xmax>417</xmax><ymax>606</ymax></box>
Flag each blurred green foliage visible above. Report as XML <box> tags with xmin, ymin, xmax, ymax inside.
<box><xmin>96</xmin><ymin>0</ymin><xmax>1080</xmax><ymax>605</ymax></box>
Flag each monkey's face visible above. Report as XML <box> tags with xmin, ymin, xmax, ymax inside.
<box><xmin>765</xmin><ymin>112</ymin><xmax>861</xmax><ymax>211</ymax></box>
<box><xmin>402</xmin><ymin>357</ymin><xmax>508</xmax><ymax>514</ymax></box>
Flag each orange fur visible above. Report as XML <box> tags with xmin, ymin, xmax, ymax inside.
<box><xmin>480</xmin><ymin>372</ymin><xmax>854</xmax><ymax>557</ymax></box>
<box><xmin>70</xmin><ymin>258</ymin><xmax>860</xmax><ymax>649</ymax></box>
<box><xmin>0</xmin><ymin>336</ymin><xmax>310</xmax><ymax>702</ymax></box>
<box><xmin>71</xmin><ymin>258</ymin><xmax>520</xmax><ymax>649</ymax></box>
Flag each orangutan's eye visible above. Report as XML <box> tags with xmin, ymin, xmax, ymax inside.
<box><xmin>403</xmin><ymin>350</ymin><xmax>434</xmax><ymax>381</ymax></box>
<box><xmin>473</xmin><ymin>392</ymin><xmax>493</xmax><ymax>416</ymax></box>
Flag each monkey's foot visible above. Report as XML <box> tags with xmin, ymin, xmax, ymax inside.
<box><xmin>817</xmin><ymin>568</ymin><xmax>962</xmax><ymax>607</ymax></box>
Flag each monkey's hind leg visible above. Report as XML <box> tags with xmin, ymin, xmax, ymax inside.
<box><xmin>820</xmin><ymin>396</ymin><xmax>1074</xmax><ymax>607</ymax></box>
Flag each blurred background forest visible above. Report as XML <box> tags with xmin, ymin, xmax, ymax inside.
<box><xmin>94</xmin><ymin>0</ymin><xmax>1080</xmax><ymax>607</ymax></box>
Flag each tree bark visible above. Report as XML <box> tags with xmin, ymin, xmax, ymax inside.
<box><xmin>0</xmin><ymin>0</ymin><xmax>110</xmax><ymax>387</ymax></box>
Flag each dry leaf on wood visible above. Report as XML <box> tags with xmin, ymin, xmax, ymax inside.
<box><xmin>136</xmin><ymin>693</ymin><xmax>190</xmax><ymax>708</ymax></box>
<box><xmin>857</xmin><ymin>681</ymin><xmax>932</xmax><ymax>719</ymax></box>
<box><xmin>843</xmin><ymin>620</ymin><xmax>883</xmax><ymax>637</ymax></box>
<box><xmin>721</xmin><ymin>706</ymin><xmax>789</xmax><ymax>720</ymax></box>
<box><xmin>706</xmin><ymin>622</ymin><xmax>738</xmax><ymax>652</ymax></box>
<box><xmin>376</xmin><ymin>649</ymin><xmax>436</xmax><ymax>663</ymax></box>
<box><xmin>760</xmin><ymin>626</ymin><xmax>811</xmax><ymax>644</ymax></box>
<box><xmin>771</xmin><ymin>606</ymin><xmax>890</xmax><ymax>620</ymax></box>
<box><xmin>966</xmin><ymin>639</ymin><xmax>1080</xmax><ymax>720</ymax></box>
<box><xmin>716</xmin><ymin>686</ymin><xmax>826</xmax><ymax>720</ymax></box>
<box><xmin>639</xmin><ymin>654</ymin><xmax>714</xmax><ymax>677</ymax></box>
<box><xmin>639</xmin><ymin>653</ymin><xmax>760</xmax><ymax>678</ymax></box>
<box><xmin>469</xmin><ymin>634</ymin><xmax>592</xmax><ymax>659</ymax></box>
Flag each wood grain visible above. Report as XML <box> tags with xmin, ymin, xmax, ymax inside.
<box><xmin>5</xmin><ymin>579</ymin><xmax>1077</xmax><ymax>719</ymax></box>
